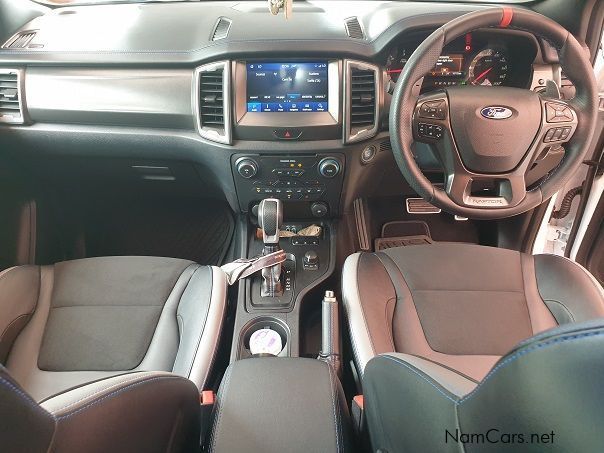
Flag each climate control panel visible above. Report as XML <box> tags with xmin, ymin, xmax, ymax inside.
<box><xmin>232</xmin><ymin>154</ymin><xmax>345</xmax><ymax>217</ymax></box>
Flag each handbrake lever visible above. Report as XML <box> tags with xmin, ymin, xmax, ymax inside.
<box><xmin>220</xmin><ymin>250</ymin><xmax>287</xmax><ymax>285</ymax></box>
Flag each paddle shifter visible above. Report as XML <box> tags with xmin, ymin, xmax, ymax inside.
<box><xmin>258</xmin><ymin>198</ymin><xmax>284</xmax><ymax>297</ymax></box>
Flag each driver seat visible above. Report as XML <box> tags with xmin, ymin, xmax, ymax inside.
<box><xmin>342</xmin><ymin>243</ymin><xmax>604</xmax><ymax>382</ymax></box>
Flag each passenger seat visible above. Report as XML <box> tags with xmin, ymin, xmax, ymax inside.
<box><xmin>0</xmin><ymin>256</ymin><xmax>228</xmax><ymax>452</ymax></box>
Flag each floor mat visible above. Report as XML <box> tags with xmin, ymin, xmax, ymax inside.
<box><xmin>368</xmin><ymin>196</ymin><xmax>481</xmax><ymax>245</ymax></box>
<box><xmin>381</xmin><ymin>220</ymin><xmax>431</xmax><ymax>238</ymax></box>
<box><xmin>83</xmin><ymin>197</ymin><xmax>234</xmax><ymax>265</ymax></box>
<box><xmin>375</xmin><ymin>235</ymin><xmax>434</xmax><ymax>251</ymax></box>
<box><xmin>374</xmin><ymin>220</ymin><xmax>434</xmax><ymax>250</ymax></box>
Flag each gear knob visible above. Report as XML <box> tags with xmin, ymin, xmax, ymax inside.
<box><xmin>258</xmin><ymin>198</ymin><xmax>283</xmax><ymax>245</ymax></box>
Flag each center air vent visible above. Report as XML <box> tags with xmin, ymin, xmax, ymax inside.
<box><xmin>344</xmin><ymin>60</ymin><xmax>379</xmax><ymax>143</ymax></box>
<box><xmin>2</xmin><ymin>30</ymin><xmax>38</xmax><ymax>49</ymax></box>
<box><xmin>0</xmin><ymin>69</ymin><xmax>23</xmax><ymax>124</ymax></box>
<box><xmin>196</xmin><ymin>61</ymin><xmax>231</xmax><ymax>144</ymax></box>
<box><xmin>344</xmin><ymin>17</ymin><xmax>364</xmax><ymax>40</ymax></box>
<box><xmin>212</xmin><ymin>17</ymin><xmax>232</xmax><ymax>41</ymax></box>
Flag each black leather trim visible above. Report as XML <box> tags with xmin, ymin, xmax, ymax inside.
<box><xmin>210</xmin><ymin>358</ymin><xmax>350</xmax><ymax>453</ymax></box>
<box><xmin>534</xmin><ymin>254</ymin><xmax>604</xmax><ymax>325</ymax></box>
<box><xmin>0</xmin><ymin>364</ymin><xmax>55</xmax><ymax>453</ymax></box>
<box><xmin>0</xmin><ymin>266</ymin><xmax>40</xmax><ymax>364</ymax></box>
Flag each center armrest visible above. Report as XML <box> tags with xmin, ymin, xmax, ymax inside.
<box><xmin>209</xmin><ymin>357</ymin><xmax>350</xmax><ymax>452</ymax></box>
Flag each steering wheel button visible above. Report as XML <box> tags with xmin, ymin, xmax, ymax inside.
<box><xmin>552</xmin><ymin>128</ymin><xmax>564</xmax><ymax>141</ymax></box>
<box><xmin>544</xmin><ymin>128</ymin><xmax>556</xmax><ymax>142</ymax></box>
<box><xmin>560</xmin><ymin>127</ymin><xmax>572</xmax><ymax>140</ymax></box>
<box><xmin>546</xmin><ymin>102</ymin><xmax>572</xmax><ymax>123</ymax></box>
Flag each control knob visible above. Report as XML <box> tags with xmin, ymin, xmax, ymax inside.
<box><xmin>318</xmin><ymin>158</ymin><xmax>341</xmax><ymax>178</ymax></box>
<box><xmin>311</xmin><ymin>202</ymin><xmax>328</xmax><ymax>218</ymax></box>
<box><xmin>236</xmin><ymin>158</ymin><xmax>258</xmax><ymax>179</ymax></box>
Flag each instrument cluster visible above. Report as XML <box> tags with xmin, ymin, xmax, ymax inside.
<box><xmin>383</xmin><ymin>30</ymin><xmax>537</xmax><ymax>94</ymax></box>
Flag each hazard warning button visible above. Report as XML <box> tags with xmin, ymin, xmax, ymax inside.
<box><xmin>273</xmin><ymin>129</ymin><xmax>303</xmax><ymax>140</ymax></box>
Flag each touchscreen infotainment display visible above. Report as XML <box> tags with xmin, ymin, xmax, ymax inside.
<box><xmin>246</xmin><ymin>62</ymin><xmax>328</xmax><ymax>113</ymax></box>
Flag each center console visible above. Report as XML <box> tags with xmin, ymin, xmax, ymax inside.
<box><xmin>210</xmin><ymin>357</ymin><xmax>351</xmax><ymax>453</ymax></box>
<box><xmin>232</xmin><ymin>153</ymin><xmax>345</xmax><ymax>216</ymax></box>
<box><xmin>230</xmin><ymin>197</ymin><xmax>336</xmax><ymax>361</ymax></box>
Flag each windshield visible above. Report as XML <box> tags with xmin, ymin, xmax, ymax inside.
<box><xmin>36</xmin><ymin>0</ymin><xmax>534</xmax><ymax>6</ymax></box>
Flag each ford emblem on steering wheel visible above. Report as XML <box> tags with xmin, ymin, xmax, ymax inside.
<box><xmin>480</xmin><ymin>106</ymin><xmax>513</xmax><ymax>119</ymax></box>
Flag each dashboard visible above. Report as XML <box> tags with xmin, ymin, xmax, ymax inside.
<box><xmin>0</xmin><ymin>1</ymin><xmax>567</xmax><ymax>218</ymax></box>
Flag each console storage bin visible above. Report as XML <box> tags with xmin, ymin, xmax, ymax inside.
<box><xmin>209</xmin><ymin>357</ymin><xmax>350</xmax><ymax>452</ymax></box>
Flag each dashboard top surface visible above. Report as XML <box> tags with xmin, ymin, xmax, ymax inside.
<box><xmin>0</xmin><ymin>1</ymin><xmax>493</xmax><ymax>65</ymax></box>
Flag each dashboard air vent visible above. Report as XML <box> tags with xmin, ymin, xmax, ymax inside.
<box><xmin>212</xmin><ymin>17</ymin><xmax>232</xmax><ymax>41</ymax></box>
<box><xmin>350</xmin><ymin>69</ymin><xmax>375</xmax><ymax>127</ymax></box>
<box><xmin>344</xmin><ymin>60</ymin><xmax>379</xmax><ymax>143</ymax></box>
<box><xmin>2</xmin><ymin>30</ymin><xmax>37</xmax><ymax>49</ymax></box>
<box><xmin>0</xmin><ymin>69</ymin><xmax>23</xmax><ymax>124</ymax></box>
<box><xmin>344</xmin><ymin>17</ymin><xmax>364</xmax><ymax>39</ymax></box>
<box><xmin>196</xmin><ymin>61</ymin><xmax>231</xmax><ymax>144</ymax></box>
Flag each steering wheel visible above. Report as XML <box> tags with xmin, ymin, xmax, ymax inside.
<box><xmin>390</xmin><ymin>7</ymin><xmax>598</xmax><ymax>219</ymax></box>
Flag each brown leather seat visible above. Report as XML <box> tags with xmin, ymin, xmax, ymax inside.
<box><xmin>342</xmin><ymin>243</ymin><xmax>604</xmax><ymax>382</ymax></box>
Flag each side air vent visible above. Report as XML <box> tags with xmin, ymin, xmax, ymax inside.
<box><xmin>195</xmin><ymin>61</ymin><xmax>231</xmax><ymax>144</ymax></box>
<box><xmin>344</xmin><ymin>17</ymin><xmax>364</xmax><ymax>40</ymax></box>
<box><xmin>344</xmin><ymin>60</ymin><xmax>379</xmax><ymax>143</ymax></box>
<box><xmin>0</xmin><ymin>69</ymin><xmax>23</xmax><ymax>124</ymax></box>
<box><xmin>211</xmin><ymin>17</ymin><xmax>232</xmax><ymax>41</ymax></box>
<box><xmin>2</xmin><ymin>30</ymin><xmax>37</xmax><ymax>49</ymax></box>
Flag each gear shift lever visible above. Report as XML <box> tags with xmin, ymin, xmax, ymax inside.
<box><xmin>258</xmin><ymin>198</ymin><xmax>284</xmax><ymax>297</ymax></box>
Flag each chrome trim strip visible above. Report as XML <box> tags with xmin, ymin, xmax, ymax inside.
<box><xmin>194</xmin><ymin>61</ymin><xmax>232</xmax><ymax>145</ymax></box>
<box><xmin>343</xmin><ymin>59</ymin><xmax>380</xmax><ymax>144</ymax></box>
<box><xmin>0</xmin><ymin>68</ymin><xmax>24</xmax><ymax>124</ymax></box>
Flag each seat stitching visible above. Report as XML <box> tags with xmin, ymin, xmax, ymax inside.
<box><xmin>50</xmin><ymin>372</ymin><xmax>158</xmax><ymax>413</ymax></box>
<box><xmin>458</xmin><ymin>330</ymin><xmax>604</xmax><ymax>405</ymax></box>
<box><xmin>0</xmin><ymin>267</ymin><xmax>40</xmax><ymax>348</ymax></box>
<box><xmin>406</xmin><ymin>353</ymin><xmax>480</xmax><ymax>384</ymax></box>
<box><xmin>355</xmin><ymin>254</ymin><xmax>377</xmax><ymax>365</ymax></box>
<box><xmin>209</xmin><ymin>364</ymin><xmax>234</xmax><ymax>452</ymax></box>
<box><xmin>547</xmin><ymin>254</ymin><xmax>604</xmax><ymax>300</ymax></box>
<box><xmin>55</xmin><ymin>376</ymin><xmax>183</xmax><ymax>420</ymax></box>
<box><xmin>379</xmin><ymin>355</ymin><xmax>459</xmax><ymax>404</ymax></box>
<box><xmin>520</xmin><ymin>255</ymin><xmax>535</xmax><ymax>333</ymax></box>
<box><xmin>0</xmin><ymin>376</ymin><xmax>54</xmax><ymax>418</ymax></box>
<box><xmin>384</xmin><ymin>297</ymin><xmax>397</xmax><ymax>352</ymax></box>
<box><xmin>326</xmin><ymin>364</ymin><xmax>342</xmax><ymax>453</ymax></box>
<box><xmin>196</xmin><ymin>268</ymin><xmax>226</xmax><ymax>392</ymax></box>
<box><xmin>0</xmin><ymin>266</ymin><xmax>19</xmax><ymax>283</ymax></box>
<box><xmin>1</xmin><ymin>313</ymin><xmax>31</xmax><ymax>342</ymax></box>
<box><xmin>543</xmin><ymin>299</ymin><xmax>576</xmax><ymax>323</ymax></box>
<box><xmin>181</xmin><ymin>266</ymin><xmax>212</xmax><ymax>379</ymax></box>
<box><xmin>380</xmin><ymin>330</ymin><xmax>604</xmax><ymax>406</ymax></box>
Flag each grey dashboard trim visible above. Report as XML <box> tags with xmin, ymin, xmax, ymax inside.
<box><xmin>25</xmin><ymin>68</ymin><xmax>195</xmax><ymax>129</ymax></box>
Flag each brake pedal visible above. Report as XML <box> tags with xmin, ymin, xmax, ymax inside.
<box><xmin>406</xmin><ymin>198</ymin><xmax>441</xmax><ymax>214</ymax></box>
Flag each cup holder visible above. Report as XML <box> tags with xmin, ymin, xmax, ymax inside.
<box><xmin>239</xmin><ymin>317</ymin><xmax>290</xmax><ymax>359</ymax></box>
